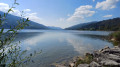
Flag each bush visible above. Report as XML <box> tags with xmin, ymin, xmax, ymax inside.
<box><xmin>109</xmin><ymin>31</ymin><xmax>120</xmax><ymax>42</ymax></box>
<box><xmin>75</xmin><ymin>53</ymin><xmax>93</xmax><ymax>67</ymax></box>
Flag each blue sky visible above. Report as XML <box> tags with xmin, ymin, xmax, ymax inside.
<box><xmin>0</xmin><ymin>0</ymin><xmax>120</xmax><ymax>28</ymax></box>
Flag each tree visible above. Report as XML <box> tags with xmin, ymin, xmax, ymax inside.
<box><xmin>0</xmin><ymin>0</ymin><xmax>40</xmax><ymax>67</ymax></box>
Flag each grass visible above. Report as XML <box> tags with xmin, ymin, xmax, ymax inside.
<box><xmin>109</xmin><ymin>31</ymin><xmax>120</xmax><ymax>41</ymax></box>
<box><xmin>75</xmin><ymin>53</ymin><xmax>93</xmax><ymax>67</ymax></box>
<box><xmin>109</xmin><ymin>31</ymin><xmax>120</xmax><ymax>46</ymax></box>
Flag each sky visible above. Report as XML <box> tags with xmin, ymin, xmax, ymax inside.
<box><xmin>0</xmin><ymin>0</ymin><xmax>120</xmax><ymax>28</ymax></box>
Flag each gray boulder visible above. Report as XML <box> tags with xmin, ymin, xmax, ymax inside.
<box><xmin>90</xmin><ymin>61</ymin><xmax>101</xmax><ymax>67</ymax></box>
<box><xmin>77</xmin><ymin>64</ymin><xmax>89</xmax><ymax>67</ymax></box>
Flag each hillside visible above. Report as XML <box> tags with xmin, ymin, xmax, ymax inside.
<box><xmin>48</xmin><ymin>26</ymin><xmax>62</xmax><ymax>30</ymax></box>
<box><xmin>66</xmin><ymin>18</ymin><xmax>120</xmax><ymax>31</ymax></box>
<box><xmin>65</xmin><ymin>21</ymin><xmax>97</xmax><ymax>30</ymax></box>
<box><xmin>0</xmin><ymin>11</ymin><xmax>48</xmax><ymax>29</ymax></box>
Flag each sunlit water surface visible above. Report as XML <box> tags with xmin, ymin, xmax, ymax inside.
<box><xmin>14</xmin><ymin>30</ymin><xmax>113</xmax><ymax>67</ymax></box>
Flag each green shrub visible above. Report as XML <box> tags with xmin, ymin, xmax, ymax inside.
<box><xmin>109</xmin><ymin>31</ymin><xmax>120</xmax><ymax>42</ymax></box>
<box><xmin>75</xmin><ymin>53</ymin><xmax>93</xmax><ymax>67</ymax></box>
<box><xmin>109</xmin><ymin>31</ymin><xmax>120</xmax><ymax>46</ymax></box>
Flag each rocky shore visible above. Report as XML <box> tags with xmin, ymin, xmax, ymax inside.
<box><xmin>55</xmin><ymin>46</ymin><xmax>120</xmax><ymax>67</ymax></box>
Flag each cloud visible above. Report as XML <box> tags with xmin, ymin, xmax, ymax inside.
<box><xmin>93</xmin><ymin>0</ymin><xmax>95</xmax><ymax>2</ymax></box>
<box><xmin>0</xmin><ymin>3</ymin><xmax>21</xmax><ymax>16</ymax></box>
<box><xmin>103</xmin><ymin>15</ymin><xmax>112</xmax><ymax>17</ymax></box>
<box><xmin>96</xmin><ymin>0</ymin><xmax>119</xmax><ymax>10</ymax></box>
<box><xmin>66</xmin><ymin>38</ymin><xmax>94</xmax><ymax>54</ymax></box>
<box><xmin>0</xmin><ymin>3</ymin><xmax>42</xmax><ymax>24</ymax></box>
<box><xmin>67</xmin><ymin>14</ymin><xmax>71</xmax><ymax>17</ymax></box>
<box><xmin>24</xmin><ymin>9</ymin><xmax>31</xmax><ymax>12</ymax></box>
<box><xmin>24</xmin><ymin>13</ymin><xmax>42</xmax><ymax>23</ymax></box>
<box><xmin>0</xmin><ymin>3</ymin><xmax>10</xmax><ymax>12</ymax></box>
<box><xmin>58</xmin><ymin>18</ymin><xmax>65</xmax><ymax>22</ymax></box>
<box><xmin>67</xmin><ymin>5</ymin><xmax>95</xmax><ymax>22</ymax></box>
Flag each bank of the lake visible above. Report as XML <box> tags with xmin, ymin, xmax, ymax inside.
<box><xmin>55</xmin><ymin>31</ymin><xmax>120</xmax><ymax>67</ymax></box>
<box><xmin>55</xmin><ymin>46</ymin><xmax>120</xmax><ymax>67</ymax></box>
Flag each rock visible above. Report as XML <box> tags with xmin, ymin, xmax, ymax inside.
<box><xmin>99</xmin><ymin>49</ymin><xmax>104</xmax><ymax>52</ymax></box>
<box><xmin>90</xmin><ymin>61</ymin><xmax>101</xmax><ymax>67</ymax></box>
<box><xmin>104</xmin><ymin>46</ymin><xmax>110</xmax><ymax>50</ymax></box>
<box><xmin>99</xmin><ymin>46</ymin><xmax>110</xmax><ymax>53</ymax></box>
<box><xmin>93</xmin><ymin>46</ymin><xmax>120</xmax><ymax>66</ymax></box>
<box><xmin>69</xmin><ymin>63</ymin><xmax>75</xmax><ymax>67</ymax></box>
<box><xmin>58</xmin><ymin>46</ymin><xmax>120</xmax><ymax>67</ymax></box>
<box><xmin>93</xmin><ymin>51</ymin><xmax>103</xmax><ymax>58</ymax></box>
<box><xmin>77</xmin><ymin>64</ymin><xmax>89</xmax><ymax>67</ymax></box>
<box><xmin>100</xmin><ymin>59</ymin><xmax>120</xmax><ymax>66</ymax></box>
<box><xmin>73</xmin><ymin>56</ymin><xmax>81</xmax><ymax>62</ymax></box>
<box><xmin>112</xmin><ymin>46</ymin><xmax>120</xmax><ymax>51</ymax></box>
<box><xmin>108</xmin><ymin>54</ymin><xmax>120</xmax><ymax>63</ymax></box>
<box><xmin>85</xmin><ymin>53</ymin><xmax>91</xmax><ymax>56</ymax></box>
<box><xmin>114</xmin><ymin>46</ymin><xmax>119</xmax><ymax>48</ymax></box>
<box><xmin>109</xmin><ymin>49</ymin><xmax>120</xmax><ymax>54</ymax></box>
<box><xmin>111</xmin><ymin>38</ymin><xmax>116</xmax><ymax>41</ymax></box>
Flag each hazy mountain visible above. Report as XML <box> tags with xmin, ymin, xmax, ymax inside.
<box><xmin>65</xmin><ymin>21</ymin><xmax>97</xmax><ymax>30</ymax></box>
<box><xmin>48</xmin><ymin>26</ymin><xmax>62</xmax><ymax>30</ymax></box>
<box><xmin>66</xmin><ymin>18</ymin><xmax>120</xmax><ymax>31</ymax></box>
<box><xmin>0</xmin><ymin>11</ymin><xmax>49</xmax><ymax>29</ymax></box>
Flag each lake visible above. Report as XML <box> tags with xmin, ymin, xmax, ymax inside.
<box><xmin>14</xmin><ymin>30</ymin><xmax>113</xmax><ymax>67</ymax></box>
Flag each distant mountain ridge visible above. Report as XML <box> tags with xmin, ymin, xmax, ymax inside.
<box><xmin>65</xmin><ymin>21</ymin><xmax>98</xmax><ymax>30</ymax></box>
<box><xmin>66</xmin><ymin>18</ymin><xmax>120</xmax><ymax>31</ymax></box>
<box><xmin>0</xmin><ymin>11</ymin><xmax>49</xmax><ymax>29</ymax></box>
<box><xmin>48</xmin><ymin>26</ymin><xmax>62</xmax><ymax>30</ymax></box>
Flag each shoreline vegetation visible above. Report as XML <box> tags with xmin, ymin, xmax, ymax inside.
<box><xmin>109</xmin><ymin>31</ymin><xmax>120</xmax><ymax>46</ymax></box>
<box><xmin>55</xmin><ymin>31</ymin><xmax>120</xmax><ymax>67</ymax></box>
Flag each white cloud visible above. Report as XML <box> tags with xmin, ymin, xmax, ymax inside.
<box><xmin>0</xmin><ymin>3</ymin><xmax>21</xmax><ymax>16</ymax></box>
<box><xmin>10</xmin><ymin>9</ymin><xmax>21</xmax><ymax>16</ymax></box>
<box><xmin>24</xmin><ymin>9</ymin><xmax>31</xmax><ymax>12</ymax></box>
<box><xmin>59</xmin><ymin>18</ymin><xmax>65</xmax><ymax>22</ymax></box>
<box><xmin>93</xmin><ymin>0</ymin><xmax>95</xmax><ymax>2</ymax></box>
<box><xmin>0</xmin><ymin>3</ymin><xmax>42</xmax><ymax>24</ymax></box>
<box><xmin>96</xmin><ymin>0</ymin><xmax>119</xmax><ymax>10</ymax></box>
<box><xmin>66</xmin><ymin>38</ymin><xmax>94</xmax><ymax>54</ymax></box>
<box><xmin>24</xmin><ymin>13</ymin><xmax>42</xmax><ymax>23</ymax></box>
<box><xmin>67</xmin><ymin>5</ymin><xmax>95</xmax><ymax>22</ymax></box>
<box><xmin>0</xmin><ymin>3</ymin><xmax>10</xmax><ymax>12</ymax></box>
<box><xmin>67</xmin><ymin>14</ymin><xmax>71</xmax><ymax>17</ymax></box>
<box><xmin>103</xmin><ymin>15</ymin><xmax>112</xmax><ymax>17</ymax></box>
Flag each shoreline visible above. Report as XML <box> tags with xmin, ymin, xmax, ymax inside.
<box><xmin>54</xmin><ymin>46</ymin><xmax>120</xmax><ymax>67</ymax></box>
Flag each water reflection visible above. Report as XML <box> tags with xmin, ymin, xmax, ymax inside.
<box><xmin>66</xmin><ymin>34</ymin><xmax>113</xmax><ymax>55</ymax></box>
<box><xmin>14</xmin><ymin>30</ymin><xmax>113</xmax><ymax>67</ymax></box>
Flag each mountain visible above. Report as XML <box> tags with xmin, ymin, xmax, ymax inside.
<box><xmin>65</xmin><ymin>21</ymin><xmax>97</xmax><ymax>30</ymax></box>
<box><xmin>48</xmin><ymin>26</ymin><xmax>62</xmax><ymax>30</ymax></box>
<box><xmin>0</xmin><ymin>11</ymin><xmax>48</xmax><ymax>29</ymax></box>
<box><xmin>78</xmin><ymin>18</ymin><xmax>120</xmax><ymax>31</ymax></box>
<box><xmin>66</xmin><ymin>18</ymin><xmax>120</xmax><ymax>31</ymax></box>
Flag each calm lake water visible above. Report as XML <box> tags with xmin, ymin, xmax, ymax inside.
<box><xmin>14</xmin><ymin>30</ymin><xmax>113</xmax><ymax>67</ymax></box>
